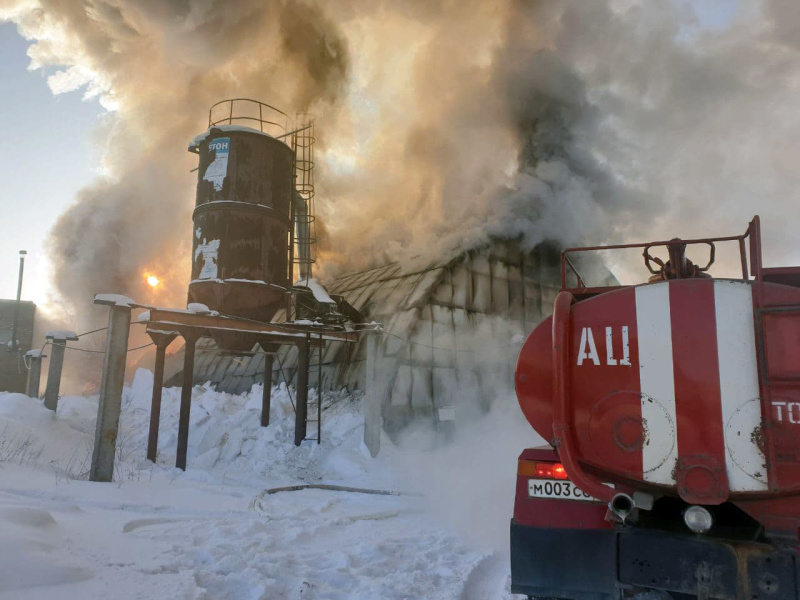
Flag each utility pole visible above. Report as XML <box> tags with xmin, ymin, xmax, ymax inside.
<box><xmin>9</xmin><ymin>250</ymin><xmax>26</xmax><ymax>352</ymax></box>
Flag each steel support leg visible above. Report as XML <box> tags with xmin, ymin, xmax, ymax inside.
<box><xmin>146</xmin><ymin>332</ymin><xmax>176</xmax><ymax>463</ymax></box>
<box><xmin>26</xmin><ymin>354</ymin><xmax>44</xmax><ymax>398</ymax></box>
<box><xmin>176</xmin><ymin>335</ymin><xmax>197</xmax><ymax>470</ymax></box>
<box><xmin>261</xmin><ymin>354</ymin><xmax>274</xmax><ymax>427</ymax></box>
<box><xmin>44</xmin><ymin>341</ymin><xmax>67</xmax><ymax>412</ymax></box>
<box><xmin>317</xmin><ymin>335</ymin><xmax>323</xmax><ymax>445</ymax></box>
<box><xmin>294</xmin><ymin>335</ymin><xmax>310</xmax><ymax>446</ymax></box>
<box><xmin>89</xmin><ymin>304</ymin><xmax>132</xmax><ymax>482</ymax></box>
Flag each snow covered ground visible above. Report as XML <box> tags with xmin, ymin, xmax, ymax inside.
<box><xmin>0</xmin><ymin>370</ymin><xmax>534</xmax><ymax>599</ymax></box>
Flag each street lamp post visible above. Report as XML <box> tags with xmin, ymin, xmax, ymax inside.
<box><xmin>9</xmin><ymin>250</ymin><xmax>26</xmax><ymax>352</ymax></box>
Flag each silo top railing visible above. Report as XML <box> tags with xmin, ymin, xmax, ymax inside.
<box><xmin>208</xmin><ymin>99</ymin><xmax>291</xmax><ymax>139</ymax></box>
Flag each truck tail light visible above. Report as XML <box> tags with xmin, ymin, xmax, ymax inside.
<box><xmin>518</xmin><ymin>459</ymin><xmax>569</xmax><ymax>480</ymax></box>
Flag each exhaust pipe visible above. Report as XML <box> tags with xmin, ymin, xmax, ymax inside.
<box><xmin>609</xmin><ymin>493</ymin><xmax>635</xmax><ymax>522</ymax></box>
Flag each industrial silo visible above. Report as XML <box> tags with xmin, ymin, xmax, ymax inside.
<box><xmin>188</xmin><ymin>100</ymin><xmax>294</xmax><ymax>325</ymax></box>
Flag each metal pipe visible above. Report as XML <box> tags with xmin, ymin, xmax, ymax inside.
<box><xmin>551</xmin><ymin>291</ymin><xmax>615</xmax><ymax>503</ymax></box>
<box><xmin>739</xmin><ymin>238</ymin><xmax>748</xmax><ymax>280</ymax></box>
<box><xmin>752</xmin><ymin>215</ymin><xmax>763</xmax><ymax>282</ymax></box>
<box><xmin>295</xmin><ymin>195</ymin><xmax>311</xmax><ymax>280</ymax></box>
<box><xmin>274</xmin><ymin>123</ymin><xmax>313</xmax><ymax>140</ymax></box>
<box><xmin>89</xmin><ymin>303</ymin><xmax>132</xmax><ymax>482</ymax></box>
<box><xmin>288</xmin><ymin>191</ymin><xmax>296</xmax><ymax>285</ymax></box>
<box><xmin>9</xmin><ymin>250</ymin><xmax>26</xmax><ymax>352</ymax></box>
<box><xmin>563</xmin><ymin>231</ymin><xmax>752</xmax><ymax>255</ymax></box>
<box><xmin>609</xmin><ymin>493</ymin><xmax>635</xmax><ymax>522</ymax></box>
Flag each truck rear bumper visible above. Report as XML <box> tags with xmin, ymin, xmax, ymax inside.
<box><xmin>510</xmin><ymin>519</ymin><xmax>800</xmax><ymax>600</ymax></box>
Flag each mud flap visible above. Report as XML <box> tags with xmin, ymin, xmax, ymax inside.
<box><xmin>618</xmin><ymin>529</ymin><xmax>799</xmax><ymax>599</ymax></box>
<box><xmin>510</xmin><ymin>519</ymin><xmax>618</xmax><ymax>600</ymax></box>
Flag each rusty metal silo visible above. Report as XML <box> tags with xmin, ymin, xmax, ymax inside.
<box><xmin>188</xmin><ymin>99</ymin><xmax>294</xmax><ymax>324</ymax></box>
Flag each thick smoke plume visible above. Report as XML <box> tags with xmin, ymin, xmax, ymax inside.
<box><xmin>4</xmin><ymin>0</ymin><xmax>800</xmax><ymax>346</ymax></box>
<box><xmin>316</xmin><ymin>0</ymin><xmax>800</xmax><ymax>278</ymax></box>
<box><xmin>3</xmin><ymin>0</ymin><xmax>349</xmax><ymax>324</ymax></box>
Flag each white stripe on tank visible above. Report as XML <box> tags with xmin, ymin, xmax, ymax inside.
<box><xmin>714</xmin><ymin>280</ymin><xmax>768</xmax><ymax>492</ymax></box>
<box><xmin>635</xmin><ymin>283</ymin><xmax>678</xmax><ymax>485</ymax></box>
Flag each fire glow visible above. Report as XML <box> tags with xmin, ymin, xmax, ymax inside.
<box><xmin>146</xmin><ymin>275</ymin><xmax>160</xmax><ymax>288</ymax></box>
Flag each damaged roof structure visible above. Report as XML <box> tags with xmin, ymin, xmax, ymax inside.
<box><xmin>163</xmin><ymin>238</ymin><xmax>616</xmax><ymax>434</ymax></box>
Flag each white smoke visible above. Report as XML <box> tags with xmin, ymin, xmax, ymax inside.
<box><xmin>3</xmin><ymin>0</ymin><xmax>800</xmax><ymax>383</ymax></box>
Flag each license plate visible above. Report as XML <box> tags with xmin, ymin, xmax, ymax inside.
<box><xmin>528</xmin><ymin>479</ymin><xmax>599</xmax><ymax>502</ymax></box>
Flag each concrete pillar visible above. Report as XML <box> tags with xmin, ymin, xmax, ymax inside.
<box><xmin>294</xmin><ymin>335</ymin><xmax>310</xmax><ymax>446</ymax></box>
<box><xmin>261</xmin><ymin>354</ymin><xmax>274</xmax><ymax>427</ymax></box>
<box><xmin>146</xmin><ymin>331</ymin><xmax>177</xmax><ymax>463</ymax></box>
<box><xmin>176</xmin><ymin>334</ymin><xmax>198</xmax><ymax>470</ymax></box>
<box><xmin>89</xmin><ymin>303</ymin><xmax>131</xmax><ymax>482</ymax></box>
<box><xmin>363</xmin><ymin>332</ymin><xmax>383</xmax><ymax>457</ymax></box>
<box><xmin>44</xmin><ymin>331</ymin><xmax>78</xmax><ymax>412</ymax></box>
<box><xmin>25</xmin><ymin>350</ymin><xmax>45</xmax><ymax>398</ymax></box>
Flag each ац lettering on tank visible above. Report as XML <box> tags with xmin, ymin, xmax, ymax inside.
<box><xmin>576</xmin><ymin>326</ymin><xmax>631</xmax><ymax>367</ymax></box>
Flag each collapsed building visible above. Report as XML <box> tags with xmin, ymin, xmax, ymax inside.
<box><xmin>164</xmin><ymin>239</ymin><xmax>615</xmax><ymax>434</ymax></box>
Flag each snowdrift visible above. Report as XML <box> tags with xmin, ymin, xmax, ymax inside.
<box><xmin>0</xmin><ymin>369</ymin><xmax>531</xmax><ymax>599</ymax></box>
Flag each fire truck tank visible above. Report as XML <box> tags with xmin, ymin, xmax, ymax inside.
<box><xmin>188</xmin><ymin>115</ymin><xmax>293</xmax><ymax>323</ymax></box>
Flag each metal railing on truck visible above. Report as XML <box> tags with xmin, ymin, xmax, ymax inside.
<box><xmin>559</xmin><ymin>216</ymin><xmax>765</xmax><ymax>296</ymax></box>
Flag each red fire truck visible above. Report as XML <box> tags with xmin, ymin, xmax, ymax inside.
<box><xmin>512</xmin><ymin>217</ymin><xmax>800</xmax><ymax>599</ymax></box>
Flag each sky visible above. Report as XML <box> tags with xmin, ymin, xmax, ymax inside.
<box><xmin>0</xmin><ymin>21</ymin><xmax>103</xmax><ymax>308</ymax></box>
<box><xmin>0</xmin><ymin>0</ymin><xmax>744</xmax><ymax>311</ymax></box>
<box><xmin>687</xmin><ymin>0</ymin><xmax>741</xmax><ymax>29</ymax></box>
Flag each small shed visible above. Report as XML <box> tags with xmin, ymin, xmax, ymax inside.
<box><xmin>0</xmin><ymin>300</ymin><xmax>36</xmax><ymax>393</ymax></box>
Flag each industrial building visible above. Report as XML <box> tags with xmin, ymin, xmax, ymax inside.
<box><xmin>152</xmin><ymin>98</ymin><xmax>617</xmax><ymax>437</ymax></box>
<box><xmin>164</xmin><ymin>238</ymin><xmax>615</xmax><ymax>434</ymax></box>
